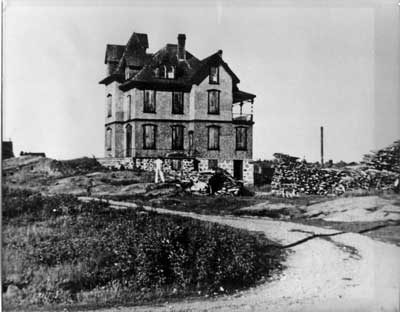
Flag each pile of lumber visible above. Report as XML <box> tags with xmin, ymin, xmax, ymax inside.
<box><xmin>362</xmin><ymin>140</ymin><xmax>400</xmax><ymax>173</ymax></box>
<box><xmin>271</xmin><ymin>157</ymin><xmax>345</xmax><ymax>196</ymax></box>
<box><xmin>175</xmin><ymin>169</ymin><xmax>244</xmax><ymax>196</ymax></box>
<box><xmin>271</xmin><ymin>147</ymin><xmax>399</xmax><ymax>196</ymax></box>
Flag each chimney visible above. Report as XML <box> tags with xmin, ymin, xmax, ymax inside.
<box><xmin>177</xmin><ymin>34</ymin><xmax>186</xmax><ymax>60</ymax></box>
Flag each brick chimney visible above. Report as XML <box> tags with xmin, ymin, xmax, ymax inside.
<box><xmin>177</xmin><ymin>34</ymin><xmax>186</xmax><ymax>60</ymax></box>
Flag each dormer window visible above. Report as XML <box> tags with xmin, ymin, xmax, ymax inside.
<box><xmin>107</xmin><ymin>94</ymin><xmax>112</xmax><ymax>117</ymax></box>
<box><xmin>159</xmin><ymin>65</ymin><xmax>167</xmax><ymax>78</ymax></box>
<box><xmin>209</xmin><ymin>66</ymin><xmax>219</xmax><ymax>84</ymax></box>
<box><xmin>157</xmin><ymin>65</ymin><xmax>175</xmax><ymax>79</ymax></box>
<box><xmin>167</xmin><ymin>66</ymin><xmax>175</xmax><ymax>79</ymax></box>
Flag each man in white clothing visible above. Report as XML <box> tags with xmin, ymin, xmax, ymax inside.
<box><xmin>154</xmin><ymin>156</ymin><xmax>165</xmax><ymax>183</ymax></box>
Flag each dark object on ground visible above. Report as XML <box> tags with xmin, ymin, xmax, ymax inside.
<box><xmin>208</xmin><ymin>168</ymin><xmax>250</xmax><ymax>196</ymax></box>
<box><xmin>253</xmin><ymin>160</ymin><xmax>275</xmax><ymax>186</ymax></box>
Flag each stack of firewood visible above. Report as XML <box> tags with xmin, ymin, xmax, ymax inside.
<box><xmin>271</xmin><ymin>145</ymin><xmax>399</xmax><ymax>196</ymax></box>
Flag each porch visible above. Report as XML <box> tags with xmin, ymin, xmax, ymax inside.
<box><xmin>232</xmin><ymin>88</ymin><xmax>256</xmax><ymax>125</ymax></box>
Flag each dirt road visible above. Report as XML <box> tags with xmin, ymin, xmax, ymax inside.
<box><xmin>82</xmin><ymin>200</ymin><xmax>400</xmax><ymax>312</ymax></box>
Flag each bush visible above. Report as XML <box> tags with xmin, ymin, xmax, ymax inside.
<box><xmin>58</xmin><ymin>157</ymin><xmax>104</xmax><ymax>175</ymax></box>
<box><xmin>3</xmin><ymin>188</ymin><xmax>284</xmax><ymax>308</ymax></box>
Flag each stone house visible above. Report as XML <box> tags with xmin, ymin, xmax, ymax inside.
<box><xmin>99</xmin><ymin>32</ymin><xmax>256</xmax><ymax>184</ymax></box>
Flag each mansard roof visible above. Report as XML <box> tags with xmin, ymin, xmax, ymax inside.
<box><xmin>100</xmin><ymin>32</ymin><xmax>254</xmax><ymax>98</ymax></box>
<box><xmin>104</xmin><ymin>44</ymin><xmax>125</xmax><ymax>63</ymax></box>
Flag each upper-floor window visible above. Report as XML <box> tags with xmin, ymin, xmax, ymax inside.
<box><xmin>171</xmin><ymin>125</ymin><xmax>184</xmax><ymax>150</ymax></box>
<box><xmin>236</xmin><ymin>127</ymin><xmax>247</xmax><ymax>150</ymax></box>
<box><xmin>159</xmin><ymin>65</ymin><xmax>167</xmax><ymax>78</ymax></box>
<box><xmin>209</xmin><ymin>66</ymin><xmax>219</xmax><ymax>84</ymax></box>
<box><xmin>106</xmin><ymin>127</ymin><xmax>112</xmax><ymax>150</ymax></box>
<box><xmin>172</xmin><ymin>92</ymin><xmax>184</xmax><ymax>114</ymax></box>
<box><xmin>125</xmin><ymin>67</ymin><xmax>134</xmax><ymax>80</ymax></box>
<box><xmin>208</xmin><ymin>126</ymin><xmax>220</xmax><ymax>150</ymax></box>
<box><xmin>167</xmin><ymin>66</ymin><xmax>175</xmax><ymax>79</ymax></box>
<box><xmin>156</xmin><ymin>65</ymin><xmax>175</xmax><ymax>79</ymax></box>
<box><xmin>126</xmin><ymin>95</ymin><xmax>132</xmax><ymax>119</ymax></box>
<box><xmin>143</xmin><ymin>90</ymin><xmax>156</xmax><ymax>113</ymax></box>
<box><xmin>208</xmin><ymin>90</ymin><xmax>220</xmax><ymax>114</ymax></box>
<box><xmin>143</xmin><ymin>124</ymin><xmax>156</xmax><ymax>149</ymax></box>
<box><xmin>107</xmin><ymin>94</ymin><xmax>112</xmax><ymax>117</ymax></box>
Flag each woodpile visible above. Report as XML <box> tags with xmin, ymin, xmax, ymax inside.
<box><xmin>271</xmin><ymin>146</ymin><xmax>399</xmax><ymax>197</ymax></box>
<box><xmin>170</xmin><ymin>169</ymin><xmax>245</xmax><ymax>196</ymax></box>
<box><xmin>362</xmin><ymin>140</ymin><xmax>400</xmax><ymax>173</ymax></box>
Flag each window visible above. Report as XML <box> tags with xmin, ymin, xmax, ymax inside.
<box><xmin>236</xmin><ymin>127</ymin><xmax>247</xmax><ymax>150</ymax></box>
<box><xmin>188</xmin><ymin>130</ymin><xmax>194</xmax><ymax>151</ymax></box>
<box><xmin>208</xmin><ymin>159</ymin><xmax>218</xmax><ymax>170</ymax></box>
<box><xmin>171</xmin><ymin>159</ymin><xmax>182</xmax><ymax>170</ymax></box>
<box><xmin>106</xmin><ymin>127</ymin><xmax>112</xmax><ymax>151</ymax></box>
<box><xmin>172</xmin><ymin>92</ymin><xmax>184</xmax><ymax>114</ymax></box>
<box><xmin>143</xmin><ymin>90</ymin><xmax>156</xmax><ymax>113</ymax></box>
<box><xmin>107</xmin><ymin>94</ymin><xmax>112</xmax><ymax>117</ymax></box>
<box><xmin>171</xmin><ymin>125</ymin><xmax>184</xmax><ymax>150</ymax></box>
<box><xmin>208</xmin><ymin>126</ymin><xmax>220</xmax><ymax>150</ymax></box>
<box><xmin>143</xmin><ymin>124</ymin><xmax>156</xmax><ymax>149</ymax></box>
<box><xmin>167</xmin><ymin>66</ymin><xmax>175</xmax><ymax>79</ymax></box>
<box><xmin>126</xmin><ymin>95</ymin><xmax>132</xmax><ymax>119</ymax></box>
<box><xmin>126</xmin><ymin>124</ymin><xmax>132</xmax><ymax>157</ymax></box>
<box><xmin>159</xmin><ymin>65</ymin><xmax>167</xmax><ymax>78</ymax></box>
<box><xmin>154</xmin><ymin>67</ymin><xmax>160</xmax><ymax>78</ymax></box>
<box><xmin>209</xmin><ymin>66</ymin><xmax>219</xmax><ymax>84</ymax></box>
<box><xmin>208</xmin><ymin>90</ymin><xmax>220</xmax><ymax>114</ymax></box>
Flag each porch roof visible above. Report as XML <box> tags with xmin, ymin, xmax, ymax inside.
<box><xmin>233</xmin><ymin>89</ymin><xmax>256</xmax><ymax>103</ymax></box>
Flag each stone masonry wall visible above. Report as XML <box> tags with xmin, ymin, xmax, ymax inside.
<box><xmin>243</xmin><ymin>159</ymin><xmax>254</xmax><ymax>185</ymax></box>
<box><xmin>98</xmin><ymin>157</ymin><xmax>195</xmax><ymax>176</ymax></box>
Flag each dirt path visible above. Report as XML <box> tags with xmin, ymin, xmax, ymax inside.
<box><xmin>80</xmin><ymin>198</ymin><xmax>400</xmax><ymax>312</ymax></box>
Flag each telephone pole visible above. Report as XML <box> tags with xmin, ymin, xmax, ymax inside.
<box><xmin>320</xmin><ymin>126</ymin><xmax>324</xmax><ymax>166</ymax></box>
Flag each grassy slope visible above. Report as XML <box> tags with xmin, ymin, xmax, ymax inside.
<box><xmin>2</xmin><ymin>188</ymin><xmax>285</xmax><ymax>310</ymax></box>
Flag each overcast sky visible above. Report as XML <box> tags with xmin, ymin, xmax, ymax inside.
<box><xmin>3</xmin><ymin>0</ymin><xmax>399</xmax><ymax>161</ymax></box>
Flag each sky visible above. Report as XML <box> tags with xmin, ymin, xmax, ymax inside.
<box><xmin>3</xmin><ymin>0</ymin><xmax>400</xmax><ymax>162</ymax></box>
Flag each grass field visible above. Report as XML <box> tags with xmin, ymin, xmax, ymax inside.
<box><xmin>2</xmin><ymin>187</ymin><xmax>285</xmax><ymax>310</ymax></box>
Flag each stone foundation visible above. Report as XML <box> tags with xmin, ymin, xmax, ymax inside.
<box><xmin>98</xmin><ymin>157</ymin><xmax>254</xmax><ymax>185</ymax></box>
<box><xmin>98</xmin><ymin>157</ymin><xmax>195</xmax><ymax>176</ymax></box>
<box><xmin>243</xmin><ymin>159</ymin><xmax>254</xmax><ymax>185</ymax></box>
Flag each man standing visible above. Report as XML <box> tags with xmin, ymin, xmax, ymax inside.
<box><xmin>154</xmin><ymin>156</ymin><xmax>165</xmax><ymax>183</ymax></box>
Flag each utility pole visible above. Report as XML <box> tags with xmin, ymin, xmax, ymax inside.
<box><xmin>320</xmin><ymin>126</ymin><xmax>324</xmax><ymax>167</ymax></box>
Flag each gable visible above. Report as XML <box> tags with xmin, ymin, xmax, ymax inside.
<box><xmin>190</xmin><ymin>51</ymin><xmax>240</xmax><ymax>85</ymax></box>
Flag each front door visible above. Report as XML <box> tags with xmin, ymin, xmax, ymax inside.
<box><xmin>233</xmin><ymin>160</ymin><xmax>243</xmax><ymax>180</ymax></box>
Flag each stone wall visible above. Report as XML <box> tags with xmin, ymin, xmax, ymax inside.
<box><xmin>219</xmin><ymin>159</ymin><xmax>234</xmax><ymax>176</ymax></box>
<box><xmin>97</xmin><ymin>157</ymin><xmax>195</xmax><ymax>176</ymax></box>
<box><xmin>243</xmin><ymin>159</ymin><xmax>254</xmax><ymax>185</ymax></box>
<box><xmin>197</xmin><ymin>157</ymin><xmax>254</xmax><ymax>185</ymax></box>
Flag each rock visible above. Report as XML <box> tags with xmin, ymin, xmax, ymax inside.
<box><xmin>144</xmin><ymin>185</ymin><xmax>180</xmax><ymax>197</ymax></box>
<box><xmin>190</xmin><ymin>181</ymin><xmax>208</xmax><ymax>192</ymax></box>
<box><xmin>6</xmin><ymin>273</ymin><xmax>24</xmax><ymax>285</ymax></box>
<box><xmin>5</xmin><ymin>285</ymin><xmax>21</xmax><ymax>298</ymax></box>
